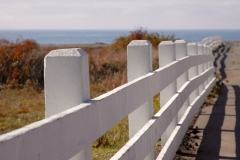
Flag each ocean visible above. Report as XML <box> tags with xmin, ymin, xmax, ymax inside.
<box><xmin>0</xmin><ymin>29</ymin><xmax>240</xmax><ymax>45</ymax></box>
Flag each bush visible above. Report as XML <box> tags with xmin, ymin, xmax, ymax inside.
<box><xmin>0</xmin><ymin>28</ymin><xmax>176</xmax><ymax>90</ymax></box>
<box><xmin>111</xmin><ymin>27</ymin><xmax>176</xmax><ymax>51</ymax></box>
<box><xmin>0</xmin><ymin>29</ymin><xmax>176</xmax><ymax>159</ymax></box>
<box><xmin>0</xmin><ymin>39</ymin><xmax>47</xmax><ymax>88</ymax></box>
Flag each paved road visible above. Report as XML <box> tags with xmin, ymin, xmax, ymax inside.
<box><xmin>174</xmin><ymin>41</ymin><xmax>240</xmax><ymax>160</ymax></box>
<box><xmin>194</xmin><ymin>41</ymin><xmax>240</xmax><ymax>160</ymax></box>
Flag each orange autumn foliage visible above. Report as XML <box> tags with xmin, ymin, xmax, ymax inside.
<box><xmin>0</xmin><ymin>39</ymin><xmax>46</xmax><ymax>88</ymax></box>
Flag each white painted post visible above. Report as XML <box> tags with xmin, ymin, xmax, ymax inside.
<box><xmin>127</xmin><ymin>40</ymin><xmax>154</xmax><ymax>160</ymax></box>
<box><xmin>158</xmin><ymin>41</ymin><xmax>177</xmax><ymax>147</ymax></box>
<box><xmin>207</xmin><ymin>45</ymin><xmax>211</xmax><ymax>82</ymax></box>
<box><xmin>208</xmin><ymin>47</ymin><xmax>213</xmax><ymax>82</ymax></box>
<box><xmin>175</xmin><ymin>40</ymin><xmax>189</xmax><ymax>122</ymax></box>
<box><xmin>203</xmin><ymin>44</ymin><xmax>208</xmax><ymax>88</ymax></box>
<box><xmin>197</xmin><ymin>43</ymin><xmax>204</xmax><ymax>95</ymax></box>
<box><xmin>187</xmin><ymin>43</ymin><xmax>199</xmax><ymax>105</ymax></box>
<box><xmin>209</xmin><ymin>40</ymin><xmax>213</xmax><ymax>50</ymax></box>
<box><xmin>44</xmin><ymin>48</ymin><xmax>91</xmax><ymax>160</ymax></box>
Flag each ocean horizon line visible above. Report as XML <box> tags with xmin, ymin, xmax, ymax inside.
<box><xmin>1</xmin><ymin>29</ymin><xmax>240</xmax><ymax>31</ymax></box>
<box><xmin>1</xmin><ymin>29</ymin><xmax>240</xmax><ymax>45</ymax></box>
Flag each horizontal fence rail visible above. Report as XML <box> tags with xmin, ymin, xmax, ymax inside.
<box><xmin>0</xmin><ymin>37</ymin><xmax>222</xmax><ymax>160</ymax></box>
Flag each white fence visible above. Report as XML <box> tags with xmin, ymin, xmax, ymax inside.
<box><xmin>202</xmin><ymin>36</ymin><xmax>222</xmax><ymax>50</ymax></box>
<box><xmin>0</xmin><ymin>37</ymin><xmax>222</xmax><ymax>160</ymax></box>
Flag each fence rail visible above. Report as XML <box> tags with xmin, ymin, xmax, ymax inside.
<box><xmin>0</xmin><ymin>37</ymin><xmax>222</xmax><ymax>160</ymax></box>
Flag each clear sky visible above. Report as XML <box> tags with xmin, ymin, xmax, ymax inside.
<box><xmin>0</xmin><ymin>0</ymin><xmax>240</xmax><ymax>30</ymax></box>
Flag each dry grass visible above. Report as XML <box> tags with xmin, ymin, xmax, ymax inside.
<box><xmin>0</xmin><ymin>87</ymin><xmax>45</xmax><ymax>135</ymax></box>
<box><xmin>88</xmin><ymin>46</ymin><xmax>160</xmax><ymax>159</ymax></box>
<box><xmin>0</xmin><ymin>45</ymin><xmax>161</xmax><ymax>159</ymax></box>
<box><xmin>0</xmin><ymin>28</ymin><xmax>176</xmax><ymax>159</ymax></box>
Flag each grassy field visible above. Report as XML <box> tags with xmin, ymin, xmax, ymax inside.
<box><xmin>0</xmin><ymin>28</ymin><xmax>178</xmax><ymax>159</ymax></box>
<box><xmin>0</xmin><ymin>83</ymin><xmax>220</xmax><ymax>159</ymax></box>
<box><xmin>0</xmin><ymin>87</ymin><xmax>44</xmax><ymax>135</ymax></box>
<box><xmin>0</xmin><ymin>29</ymin><xmax>223</xmax><ymax>159</ymax></box>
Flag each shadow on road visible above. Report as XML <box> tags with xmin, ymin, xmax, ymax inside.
<box><xmin>214</xmin><ymin>44</ymin><xmax>230</xmax><ymax>83</ymax></box>
<box><xmin>196</xmin><ymin>86</ymin><xmax>227</xmax><ymax>160</ymax></box>
<box><xmin>233</xmin><ymin>85</ymin><xmax>240</xmax><ymax>158</ymax></box>
<box><xmin>196</xmin><ymin>43</ymin><xmax>240</xmax><ymax>159</ymax></box>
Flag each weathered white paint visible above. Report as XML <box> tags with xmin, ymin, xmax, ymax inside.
<box><xmin>44</xmin><ymin>48</ymin><xmax>91</xmax><ymax>160</ymax></box>
<box><xmin>203</xmin><ymin>44</ymin><xmax>209</xmax><ymax>88</ymax></box>
<box><xmin>112</xmin><ymin>66</ymin><xmax>215</xmax><ymax>160</ymax></box>
<box><xmin>45</xmin><ymin>48</ymin><xmax>90</xmax><ymax>117</ymax></box>
<box><xmin>175</xmin><ymin>40</ymin><xmax>189</xmax><ymax>126</ymax></box>
<box><xmin>202</xmin><ymin>36</ymin><xmax>222</xmax><ymax>50</ymax></box>
<box><xmin>0</xmin><ymin>52</ymin><xmax>215</xmax><ymax>160</ymax></box>
<box><xmin>187</xmin><ymin>43</ymin><xmax>198</xmax><ymax>105</ymax></box>
<box><xmin>159</xmin><ymin>41</ymin><xmax>177</xmax><ymax>147</ymax></box>
<box><xmin>127</xmin><ymin>40</ymin><xmax>154</xmax><ymax>160</ymax></box>
<box><xmin>0</xmin><ymin>36</ymin><xmax>222</xmax><ymax>160</ymax></box>
<box><xmin>197</xmin><ymin>43</ymin><xmax>204</xmax><ymax>95</ymax></box>
<box><xmin>209</xmin><ymin>48</ymin><xmax>213</xmax><ymax>81</ymax></box>
<box><xmin>157</xmin><ymin>77</ymin><xmax>216</xmax><ymax>160</ymax></box>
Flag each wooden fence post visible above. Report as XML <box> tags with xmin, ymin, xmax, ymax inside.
<box><xmin>158</xmin><ymin>41</ymin><xmax>177</xmax><ymax>147</ymax></box>
<box><xmin>197</xmin><ymin>43</ymin><xmax>205</xmax><ymax>95</ymax></box>
<box><xmin>44</xmin><ymin>48</ymin><xmax>91</xmax><ymax>160</ymax></box>
<box><xmin>187</xmin><ymin>42</ymin><xmax>199</xmax><ymax>105</ymax></box>
<box><xmin>175</xmin><ymin>40</ymin><xmax>189</xmax><ymax>122</ymax></box>
<box><xmin>127</xmin><ymin>40</ymin><xmax>154</xmax><ymax>160</ymax></box>
<box><xmin>208</xmin><ymin>47</ymin><xmax>213</xmax><ymax>82</ymax></box>
<box><xmin>203</xmin><ymin>44</ymin><xmax>209</xmax><ymax>88</ymax></box>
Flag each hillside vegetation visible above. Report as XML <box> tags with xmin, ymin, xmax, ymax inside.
<box><xmin>0</xmin><ymin>28</ymin><xmax>177</xmax><ymax>159</ymax></box>
<box><xmin>0</xmin><ymin>28</ymin><xmax>176</xmax><ymax>91</ymax></box>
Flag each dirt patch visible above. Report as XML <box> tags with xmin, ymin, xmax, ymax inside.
<box><xmin>173</xmin><ymin>126</ymin><xmax>201</xmax><ymax>160</ymax></box>
<box><xmin>173</xmin><ymin>103</ymin><xmax>209</xmax><ymax>160</ymax></box>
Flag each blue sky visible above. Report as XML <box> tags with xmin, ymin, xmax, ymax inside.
<box><xmin>0</xmin><ymin>0</ymin><xmax>240</xmax><ymax>29</ymax></box>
